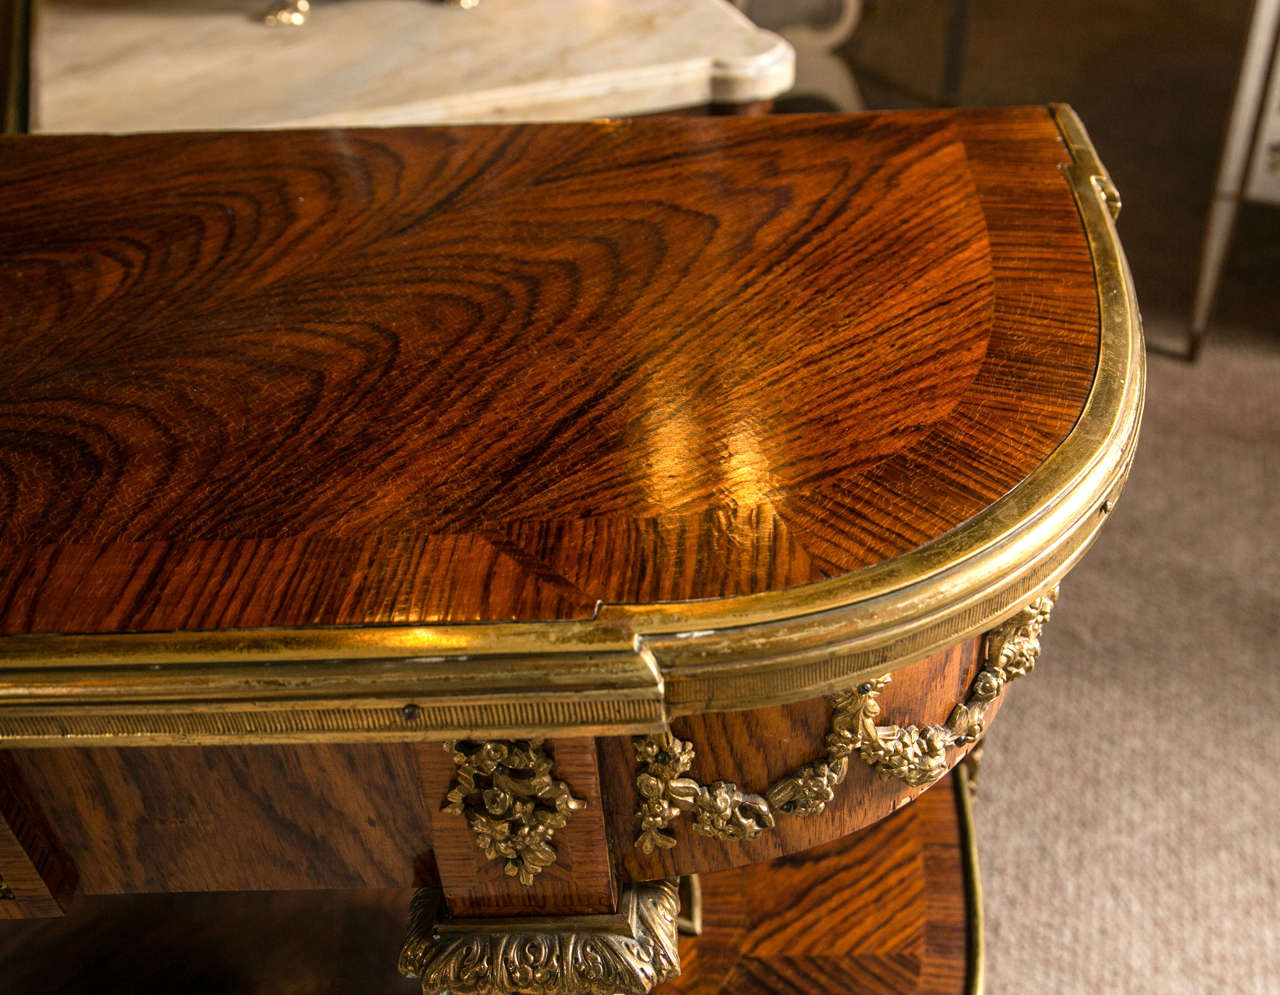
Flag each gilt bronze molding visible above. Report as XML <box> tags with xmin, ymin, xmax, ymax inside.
<box><xmin>398</xmin><ymin>881</ymin><xmax>680</xmax><ymax>995</ymax></box>
<box><xmin>440</xmin><ymin>739</ymin><xmax>585</xmax><ymax>885</ymax></box>
<box><xmin>634</xmin><ymin>590</ymin><xmax>1056</xmax><ymax>850</ymax></box>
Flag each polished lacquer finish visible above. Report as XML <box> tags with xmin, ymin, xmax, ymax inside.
<box><xmin>0</xmin><ymin>111</ymin><xmax>1090</xmax><ymax>634</ymax></box>
<box><xmin>0</xmin><ymin>110</ymin><xmax>1140</xmax><ymax>995</ymax></box>
<box><xmin>0</xmin><ymin>107</ymin><xmax>1144</xmax><ymax>750</ymax></box>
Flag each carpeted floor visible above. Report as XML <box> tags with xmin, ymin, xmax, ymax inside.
<box><xmin>977</xmin><ymin>317</ymin><xmax>1279</xmax><ymax>994</ymax></box>
<box><xmin>841</xmin><ymin>2</ymin><xmax>1280</xmax><ymax>991</ymax></box>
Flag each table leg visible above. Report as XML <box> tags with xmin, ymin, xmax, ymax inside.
<box><xmin>406</xmin><ymin>738</ymin><xmax>683</xmax><ymax>992</ymax></box>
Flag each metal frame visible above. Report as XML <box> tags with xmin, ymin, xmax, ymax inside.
<box><xmin>1185</xmin><ymin>0</ymin><xmax>1280</xmax><ymax>359</ymax></box>
<box><xmin>1</xmin><ymin>0</ymin><xmax>30</xmax><ymax>134</ymax></box>
<box><xmin>955</xmin><ymin>760</ymin><xmax>985</xmax><ymax>995</ymax></box>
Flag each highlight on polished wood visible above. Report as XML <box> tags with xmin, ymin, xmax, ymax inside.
<box><xmin>0</xmin><ymin>106</ymin><xmax>1142</xmax><ymax>993</ymax></box>
<box><xmin>0</xmin><ymin>105</ymin><xmax>1143</xmax><ymax>747</ymax></box>
<box><xmin>0</xmin><ymin>114</ymin><xmax>1000</xmax><ymax>595</ymax></box>
<box><xmin>0</xmin><ymin>110</ymin><xmax>1025</xmax><ymax>626</ymax></box>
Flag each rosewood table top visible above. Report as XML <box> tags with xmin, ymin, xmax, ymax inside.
<box><xmin>0</xmin><ymin>106</ymin><xmax>1142</xmax><ymax>746</ymax></box>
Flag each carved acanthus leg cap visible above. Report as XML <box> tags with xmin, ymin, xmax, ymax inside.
<box><xmin>399</xmin><ymin>881</ymin><xmax>681</xmax><ymax>995</ymax></box>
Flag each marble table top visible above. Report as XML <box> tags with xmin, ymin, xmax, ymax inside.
<box><xmin>34</xmin><ymin>0</ymin><xmax>794</xmax><ymax>133</ymax></box>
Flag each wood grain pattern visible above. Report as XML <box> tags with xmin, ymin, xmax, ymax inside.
<box><xmin>659</xmin><ymin>773</ymin><xmax>970</xmax><ymax>994</ymax></box>
<box><xmin>418</xmin><ymin>737</ymin><xmax>617</xmax><ymax>917</ymax></box>
<box><xmin>0</xmin><ymin>754</ymin><xmax>77</xmax><ymax>918</ymax></box>
<box><xmin>0</xmin><ymin>776</ymin><xmax>970</xmax><ymax>993</ymax></box>
<box><xmin>0</xmin><ymin>108</ymin><xmax>1098</xmax><ymax>635</ymax></box>
<box><xmin>919</xmin><ymin>776</ymin><xmax>969</xmax><ymax>995</ymax></box>
<box><xmin>776</xmin><ymin>110</ymin><xmax>1099</xmax><ymax>574</ymax></box>
<box><xmin>4</xmin><ymin>743</ymin><xmax>433</xmax><ymax>893</ymax></box>
<box><xmin>604</xmin><ymin>637</ymin><xmax>998</xmax><ymax>880</ymax></box>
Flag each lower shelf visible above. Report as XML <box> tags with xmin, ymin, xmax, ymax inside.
<box><xmin>659</xmin><ymin>769</ymin><xmax>980</xmax><ymax>994</ymax></box>
<box><xmin>0</xmin><ymin>772</ymin><xmax>980</xmax><ymax>994</ymax></box>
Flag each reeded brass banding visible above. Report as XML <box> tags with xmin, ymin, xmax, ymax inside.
<box><xmin>0</xmin><ymin>106</ymin><xmax>1142</xmax><ymax>747</ymax></box>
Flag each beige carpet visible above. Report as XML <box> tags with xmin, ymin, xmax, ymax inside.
<box><xmin>977</xmin><ymin>317</ymin><xmax>1280</xmax><ymax>994</ymax></box>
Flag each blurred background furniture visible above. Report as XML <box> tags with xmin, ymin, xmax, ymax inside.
<box><xmin>1</xmin><ymin>0</ymin><xmax>29</xmax><ymax>132</ymax></box>
<box><xmin>1189</xmin><ymin>0</ymin><xmax>1280</xmax><ymax>358</ymax></box>
<box><xmin>260</xmin><ymin>0</ymin><xmax>477</xmax><ymax>29</ymax></box>
<box><xmin>732</xmin><ymin>0</ymin><xmax>865</xmax><ymax>111</ymax></box>
<box><xmin>31</xmin><ymin>0</ymin><xmax>793</xmax><ymax>131</ymax></box>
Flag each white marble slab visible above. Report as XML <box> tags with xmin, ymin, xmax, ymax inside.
<box><xmin>34</xmin><ymin>0</ymin><xmax>794</xmax><ymax>133</ymax></box>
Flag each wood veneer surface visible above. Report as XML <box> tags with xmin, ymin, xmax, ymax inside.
<box><xmin>0</xmin><ymin>754</ymin><xmax>77</xmax><ymax>918</ymax></box>
<box><xmin>0</xmin><ymin>775</ymin><xmax>971</xmax><ymax>993</ymax></box>
<box><xmin>417</xmin><ymin>737</ymin><xmax>618</xmax><ymax>918</ymax></box>
<box><xmin>0</xmin><ymin>108</ymin><xmax>1098</xmax><ymax>635</ymax></box>
<box><xmin>658</xmin><ymin>773</ymin><xmax>970</xmax><ymax>994</ymax></box>
<box><xmin>4</xmin><ymin>743</ymin><xmax>433</xmax><ymax>894</ymax></box>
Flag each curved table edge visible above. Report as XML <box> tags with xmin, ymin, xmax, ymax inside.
<box><xmin>0</xmin><ymin>105</ymin><xmax>1145</xmax><ymax>746</ymax></box>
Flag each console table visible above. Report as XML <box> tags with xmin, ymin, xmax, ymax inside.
<box><xmin>0</xmin><ymin>106</ymin><xmax>1143</xmax><ymax>993</ymax></box>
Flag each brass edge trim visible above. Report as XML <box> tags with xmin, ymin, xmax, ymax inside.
<box><xmin>0</xmin><ymin>695</ymin><xmax>667</xmax><ymax>748</ymax></box>
<box><xmin>0</xmin><ymin>106</ymin><xmax>1143</xmax><ymax>745</ymax></box>
<box><xmin>652</xmin><ymin>473</ymin><xmax>1116</xmax><ymax>715</ymax></box>
<box><xmin>954</xmin><ymin>761</ymin><xmax>985</xmax><ymax>995</ymax></box>
<box><xmin>641</xmin><ymin>102</ymin><xmax>1144</xmax><ymax>713</ymax></box>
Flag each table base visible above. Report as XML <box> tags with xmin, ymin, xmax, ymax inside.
<box><xmin>0</xmin><ymin>772</ymin><xmax>979</xmax><ymax>994</ymax></box>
